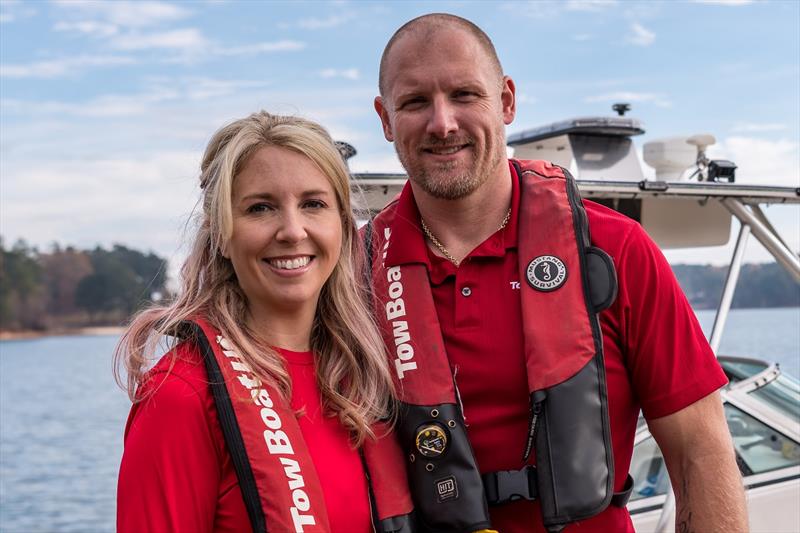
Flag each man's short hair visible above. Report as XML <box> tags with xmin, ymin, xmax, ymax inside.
<box><xmin>378</xmin><ymin>13</ymin><xmax>504</xmax><ymax>97</ymax></box>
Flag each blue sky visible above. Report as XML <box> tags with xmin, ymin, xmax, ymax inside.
<box><xmin>1</xmin><ymin>0</ymin><xmax>798</xmax><ymax>270</ymax></box>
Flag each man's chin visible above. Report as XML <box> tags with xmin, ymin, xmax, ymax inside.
<box><xmin>417</xmin><ymin>171</ymin><xmax>482</xmax><ymax>200</ymax></box>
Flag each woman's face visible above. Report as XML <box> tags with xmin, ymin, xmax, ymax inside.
<box><xmin>226</xmin><ymin>145</ymin><xmax>343</xmax><ymax>321</ymax></box>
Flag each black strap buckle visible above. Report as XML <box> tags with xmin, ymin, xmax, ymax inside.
<box><xmin>482</xmin><ymin>465</ymin><xmax>538</xmax><ymax>505</ymax></box>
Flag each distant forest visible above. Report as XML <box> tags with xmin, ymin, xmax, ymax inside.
<box><xmin>0</xmin><ymin>237</ymin><xmax>798</xmax><ymax>332</ymax></box>
<box><xmin>672</xmin><ymin>263</ymin><xmax>800</xmax><ymax>310</ymax></box>
<box><xmin>0</xmin><ymin>238</ymin><xmax>168</xmax><ymax>332</ymax></box>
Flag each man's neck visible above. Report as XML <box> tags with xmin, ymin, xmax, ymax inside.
<box><xmin>413</xmin><ymin>162</ymin><xmax>513</xmax><ymax>265</ymax></box>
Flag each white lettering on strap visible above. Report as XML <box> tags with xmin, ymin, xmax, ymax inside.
<box><xmin>216</xmin><ymin>336</ymin><xmax>316</xmax><ymax>531</ymax></box>
<box><xmin>381</xmin><ymin>228</ymin><xmax>417</xmax><ymax>379</ymax></box>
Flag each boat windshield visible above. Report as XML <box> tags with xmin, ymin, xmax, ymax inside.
<box><xmin>748</xmin><ymin>371</ymin><xmax>800</xmax><ymax>421</ymax></box>
<box><xmin>720</xmin><ymin>358</ymin><xmax>770</xmax><ymax>383</ymax></box>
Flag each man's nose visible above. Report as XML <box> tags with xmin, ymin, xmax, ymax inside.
<box><xmin>426</xmin><ymin>97</ymin><xmax>458</xmax><ymax>138</ymax></box>
<box><xmin>275</xmin><ymin>209</ymin><xmax>307</xmax><ymax>243</ymax></box>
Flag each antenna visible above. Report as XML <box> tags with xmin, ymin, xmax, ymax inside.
<box><xmin>686</xmin><ymin>134</ymin><xmax>716</xmax><ymax>181</ymax></box>
<box><xmin>335</xmin><ymin>141</ymin><xmax>357</xmax><ymax>161</ymax></box>
<box><xmin>612</xmin><ymin>103</ymin><xmax>631</xmax><ymax>116</ymax></box>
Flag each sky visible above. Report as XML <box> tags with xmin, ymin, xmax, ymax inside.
<box><xmin>1</xmin><ymin>0</ymin><xmax>799</xmax><ymax>274</ymax></box>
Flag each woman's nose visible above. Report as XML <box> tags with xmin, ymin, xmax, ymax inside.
<box><xmin>275</xmin><ymin>209</ymin><xmax>307</xmax><ymax>243</ymax></box>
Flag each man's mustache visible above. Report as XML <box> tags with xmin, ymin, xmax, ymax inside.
<box><xmin>418</xmin><ymin>136</ymin><xmax>474</xmax><ymax>150</ymax></box>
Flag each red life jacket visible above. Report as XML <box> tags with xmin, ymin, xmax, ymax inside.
<box><xmin>180</xmin><ymin>318</ymin><xmax>415</xmax><ymax>533</ymax></box>
<box><xmin>364</xmin><ymin>160</ymin><xmax>630</xmax><ymax>532</ymax></box>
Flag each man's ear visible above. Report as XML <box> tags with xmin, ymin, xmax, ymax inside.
<box><xmin>374</xmin><ymin>96</ymin><xmax>394</xmax><ymax>142</ymax></box>
<box><xmin>501</xmin><ymin>76</ymin><xmax>516</xmax><ymax>126</ymax></box>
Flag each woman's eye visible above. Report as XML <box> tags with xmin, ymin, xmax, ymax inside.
<box><xmin>247</xmin><ymin>203</ymin><xmax>274</xmax><ymax>214</ymax></box>
<box><xmin>303</xmin><ymin>199</ymin><xmax>327</xmax><ymax>209</ymax></box>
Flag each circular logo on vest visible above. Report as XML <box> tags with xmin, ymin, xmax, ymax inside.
<box><xmin>526</xmin><ymin>255</ymin><xmax>568</xmax><ymax>292</ymax></box>
<box><xmin>415</xmin><ymin>424</ymin><xmax>448</xmax><ymax>458</ymax></box>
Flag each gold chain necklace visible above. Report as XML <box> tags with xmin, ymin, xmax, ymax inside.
<box><xmin>420</xmin><ymin>208</ymin><xmax>512</xmax><ymax>267</ymax></box>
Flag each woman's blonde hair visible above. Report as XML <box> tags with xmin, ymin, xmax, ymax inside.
<box><xmin>115</xmin><ymin>111</ymin><xmax>392</xmax><ymax>445</ymax></box>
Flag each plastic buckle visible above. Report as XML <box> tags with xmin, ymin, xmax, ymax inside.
<box><xmin>483</xmin><ymin>465</ymin><xmax>537</xmax><ymax>505</ymax></box>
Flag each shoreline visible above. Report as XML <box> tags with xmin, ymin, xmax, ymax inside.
<box><xmin>0</xmin><ymin>326</ymin><xmax>126</xmax><ymax>341</ymax></box>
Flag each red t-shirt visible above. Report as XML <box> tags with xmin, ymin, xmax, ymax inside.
<box><xmin>117</xmin><ymin>343</ymin><xmax>372</xmax><ymax>533</ymax></box>
<box><xmin>384</xmin><ymin>162</ymin><xmax>728</xmax><ymax>532</ymax></box>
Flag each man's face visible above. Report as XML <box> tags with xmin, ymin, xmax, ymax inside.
<box><xmin>375</xmin><ymin>26</ymin><xmax>516</xmax><ymax>200</ymax></box>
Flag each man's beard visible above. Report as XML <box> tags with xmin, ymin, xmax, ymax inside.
<box><xmin>395</xmin><ymin>132</ymin><xmax>505</xmax><ymax>200</ymax></box>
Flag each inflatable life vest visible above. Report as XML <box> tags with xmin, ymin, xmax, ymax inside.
<box><xmin>176</xmin><ymin>318</ymin><xmax>415</xmax><ymax>533</ymax></box>
<box><xmin>364</xmin><ymin>160</ymin><xmax>632</xmax><ymax>532</ymax></box>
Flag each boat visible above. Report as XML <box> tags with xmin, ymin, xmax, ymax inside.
<box><xmin>344</xmin><ymin>105</ymin><xmax>800</xmax><ymax>532</ymax></box>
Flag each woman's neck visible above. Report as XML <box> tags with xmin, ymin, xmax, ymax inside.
<box><xmin>245</xmin><ymin>303</ymin><xmax>315</xmax><ymax>352</ymax></box>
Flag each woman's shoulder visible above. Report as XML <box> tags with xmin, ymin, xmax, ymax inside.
<box><xmin>124</xmin><ymin>340</ymin><xmax>222</xmax><ymax>450</ymax></box>
<box><xmin>139</xmin><ymin>340</ymin><xmax>211</xmax><ymax>399</ymax></box>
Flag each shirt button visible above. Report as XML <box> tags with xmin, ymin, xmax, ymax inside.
<box><xmin>461</xmin><ymin>286</ymin><xmax>472</xmax><ymax>297</ymax></box>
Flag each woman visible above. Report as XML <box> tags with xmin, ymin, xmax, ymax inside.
<box><xmin>116</xmin><ymin>112</ymin><xmax>413</xmax><ymax>533</ymax></box>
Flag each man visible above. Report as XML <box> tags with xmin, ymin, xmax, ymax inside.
<box><xmin>367</xmin><ymin>12</ymin><xmax>747</xmax><ymax>533</ymax></box>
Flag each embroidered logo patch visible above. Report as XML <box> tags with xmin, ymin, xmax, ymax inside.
<box><xmin>436</xmin><ymin>475</ymin><xmax>459</xmax><ymax>503</ymax></box>
<box><xmin>526</xmin><ymin>255</ymin><xmax>567</xmax><ymax>291</ymax></box>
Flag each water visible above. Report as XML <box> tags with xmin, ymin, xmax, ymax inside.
<box><xmin>0</xmin><ymin>335</ymin><xmax>129</xmax><ymax>533</ymax></box>
<box><xmin>0</xmin><ymin>308</ymin><xmax>798</xmax><ymax>533</ymax></box>
<box><xmin>694</xmin><ymin>307</ymin><xmax>800</xmax><ymax>378</ymax></box>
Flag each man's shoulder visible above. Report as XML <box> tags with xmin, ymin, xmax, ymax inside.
<box><xmin>583</xmin><ymin>199</ymin><xmax>642</xmax><ymax>254</ymax></box>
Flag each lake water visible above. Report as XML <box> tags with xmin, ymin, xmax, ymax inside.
<box><xmin>1</xmin><ymin>308</ymin><xmax>798</xmax><ymax>532</ymax></box>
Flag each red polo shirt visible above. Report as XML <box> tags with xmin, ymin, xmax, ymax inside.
<box><xmin>383</xmin><ymin>161</ymin><xmax>727</xmax><ymax>532</ymax></box>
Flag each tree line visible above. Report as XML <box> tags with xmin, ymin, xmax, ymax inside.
<box><xmin>0</xmin><ymin>238</ymin><xmax>168</xmax><ymax>332</ymax></box>
<box><xmin>672</xmin><ymin>263</ymin><xmax>800</xmax><ymax>310</ymax></box>
<box><xmin>0</xmin><ymin>236</ymin><xmax>798</xmax><ymax>332</ymax></box>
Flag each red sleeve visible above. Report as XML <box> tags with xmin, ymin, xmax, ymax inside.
<box><xmin>117</xmin><ymin>356</ymin><xmax>223</xmax><ymax>533</ymax></box>
<box><xmin>616</xmin><ymin>223</ymin><xmax>728</xmax><ymax>420</ymax></box>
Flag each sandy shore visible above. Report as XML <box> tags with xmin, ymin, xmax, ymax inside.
<box><xmin>0</xmin><ymin>326</ymin><xmax>126</xmax><ymax>341</ymax></box>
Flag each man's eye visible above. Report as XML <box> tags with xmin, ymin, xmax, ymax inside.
<box><xmin>454</xmin><ymin>90</ymin><xmax>478</xmax><ymax>100</ymax></box>
<box><xmin>400</xmin><ymin>97</ymin><xmax>426</xmax><ymax>110</ymax></box>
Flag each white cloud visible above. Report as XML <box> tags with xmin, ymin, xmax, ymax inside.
<box><xmin>1</xmin><ymin>77</ymin><xmax>271</xmax><ymax>117</ymax></box>
<box><xmin>214</xmin><ymin>40</ymin><xmax>306</xmax><ymax>56</ymax></box>
<box><xmin>180</xmin><ymin>78</ymin><xmax>272</xmax><ymax>101</ymax></box>
<box><xmin>692</xmin><ymin>0</ymin><xmax>754</xmax><ymax>5</ymax></box>
<box><xmin>1</xmin><ymin>151</ymin><xmax>200</xmax><ymax>260</ymax></box>
<box><xmin>516</xmin><ymin>93</ymin><xmax>537</xmax><ymax>104</ymax></box>
<box><xmin>585</xmin><ymin>91</ymin><xmax>671</xmax><ymax>107</ymax></box>
<box><xmin>708</xmin><ymin>136</ymin><xmax>800</xmax><ymax>187</ymax></box>
<box><xmin>627</xmin><ymin>22</ymin><xmax>656</xmax><ymax>46</ymax></box>
<box><xmin>51</xmin><ymin>0</ymin><xmax>190</xmax><ymax>28</ymax></box>
<box><xmin>566</xmin><ymin>0</ymin><xmax>619</xmax><ymax>12</ymax></box>
<box><xmin>349</xmin><ymin>153</ymin><xmax>404</xmax><ymax>174</ymax></box>
<box><xmin>54</xmin><ymin>20</ymin><xmax>119</xmax><ymax>37</ymax></box>
<box><xmin>499</xmin><ymin>2</ymin><xmax>561</xmax><ymax>19</ymax></box>
<box><xmin>732</xmin><ymin>123</ymin><xmax>787</xmax><ymax>133</ymax></box>
<box><xmin>111</xmin><ymin>28</ymin><xmax>209</xmax><ymax>51</ymax></box>
<box><xmin>296</xmin><ymin>14</ymin><xmax>354</xmax><ymax>29</ymax></box>
<box><xmin>319</xmin><ymin>68</ymin><xmax>360</xmax><ymax>80</ymax></box>
<box><xmin>0</xmin><ymin>55</ymin><xmax>136</xmax><ymax>79</ymax></box>
<box><xmin>0</xmin><ymin>0</ymin><xmax>36</xmax><ymax>24</ymax></box>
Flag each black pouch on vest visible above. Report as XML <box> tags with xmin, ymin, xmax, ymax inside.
<box><xmin>534</xmin><ymin>246</ymin><xmax>617</xmax><ymax>532</ymax></box>
<box><xmin>397</xmin><ymin>403</ymin><xmax>492</xmax><ymax>533</ymax></box>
